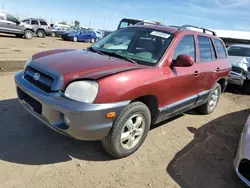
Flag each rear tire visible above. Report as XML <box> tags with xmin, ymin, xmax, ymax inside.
<box><xmin>73</xmin><ymin>36</ymin><xmax>78</xmax><ymax>42</ymax></box>
<box><xmin>37</xmin><ymin>30</ymin><xmax>45</xmax><ymax>38</ymax></box>
<box><xmin>51</xmin><ymin>32</ymin><xmax>56</xmax><ymax>37</ymax></box>
<box><xmin>23</xmin><ymin>30</ymin><xmax>33</xmax><ymax>39</ymax></box>
<box><xmin>102</xmin><ymin>102</ymin><xmax>151</xmax><ymax>158</ymax></box>
<box><xmin>197</xmin><ymin>83</ymin><xmax>221</xmax><ymax>114</ymax></box>
<box><xmin>90</xmin><ymin>38</ymin><xmax>95</xmax><ymax>43</ymax></box>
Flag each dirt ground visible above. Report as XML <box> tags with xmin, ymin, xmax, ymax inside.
<box><xmin>0</xmin><ymin>34</ymin><xmax>90</xmax><ymax>72</ymax></box>
<box><xmin>0</xmin><ymin>35</ymin><xmax>249</xmax><ymax>188</ymax></box>
<box><xmin>0</xmin><ymin>71</ymin><xmax>248</xmax><ymax>188</ymax></box>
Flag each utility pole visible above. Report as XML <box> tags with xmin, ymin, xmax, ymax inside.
<box><xmin>88</xmin><ymin>20</ymin><xmax>90</xmax><ymax>28</ymax></box>
<box><xmin>103</xmin><ymin>16</ymin><xmax>105</xmax><ymax>30</ymax></box>
<box><xmin>2</xmin><ymin>2</ymin><xmax>4</xmax><ymax>11</ymax></box>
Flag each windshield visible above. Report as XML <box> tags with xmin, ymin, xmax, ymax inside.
<box><xmin>228</xmin><ymin>46</ymin><xmax>250</xmax><ymax>57</ymax></box>
<box><xmin>91</xmin><ymin>27</ymin><xmax>173</xmax><ymax>66</ymax></box>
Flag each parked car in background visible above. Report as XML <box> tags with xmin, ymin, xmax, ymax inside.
<box><xmin>22</xmin><ymin>18</ymin><xmax>51</xmax><ymax>37</ymax></box>
<box><xmin>62</xmin><ymin>29</ymin><xmax>97</xmax><ymax>42</ymax></box>
<box><xmin>15</xmin><ymin>24</ymin><xmax>230</xmax><ymax>158</ymax></box>
<box><xmin>0</xmin><ymin>12</ymin><xmax>35</xmax><ymax>39</ymax></box>
<box><xmin>234</xmin><ymin>114</ymin><xmax>250</xmax><ymax>187</ymax></box>
<box><xmin>227</xmin><ymin>44</ymin><xmax>250</xmax><ymax>93</ymax></box>
<box><xmin>94</xmin><ymin>30</ymin><xmax>104</xmax><ymax>39</ymax></box>
<box><xmin>51</xmin><ymin>27</ymin><xmax>72</xmax><ymax>37</ymax></box>
<box><xmin>103</xmin><ymin>18</ymin><xmax>161</xmax><ymax>37</ymax></box>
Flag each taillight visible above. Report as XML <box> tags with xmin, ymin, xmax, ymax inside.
<box><xmin>48</xmin><ymin>26</ymin><xmax>51</xmax><ymax>30</ymax></box>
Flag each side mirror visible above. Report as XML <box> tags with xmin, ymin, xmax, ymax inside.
<box><xmin>16</xmin><ymin>20</ymin><xmax>21</xmax><ymax>25</ymax></box>
<box><xmin>172</xmin><ymin>55</ymin><xmax>194</xmax><ymax>67</ymax></box>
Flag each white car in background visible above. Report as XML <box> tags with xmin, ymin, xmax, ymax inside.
<box><xmin>227</xmin><ymin>44</ymin><xmax>250</xmax><ymax>93</ymax></box>
<box><xmin>234</xmin><ymin>114</ymin><xmax>250</xmax><ymax>187</ymax></box>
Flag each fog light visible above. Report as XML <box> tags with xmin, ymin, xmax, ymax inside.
<box><xmin>64</xmin><ymin>115</ymin><xmax>70</xmax><ymax>125</ymax></box>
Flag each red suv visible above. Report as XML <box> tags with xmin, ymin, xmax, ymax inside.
<box><xmin>15</xmin><ymin>24</ymin><xmax>230</xmax><ymax>158</ymax></box>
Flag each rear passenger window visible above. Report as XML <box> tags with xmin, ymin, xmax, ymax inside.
<box><xmin>40</xmin><ymin>21</ymin><xmax>48</xmax><ymax>25</ymax></box>
<box><xmin>31</xmin><ymin>20</ymin><xmax>39</xmax><ymax>25</ymax></box>
<box><xmin>214</xmin><ymin>39</ymin><xmax>227</xmax><ymax>59</ymax></box>
<box><xmin>173</xmin><ymin>35</ymin><xmax>195</xmax><ymax>61</ymax></box>
<box><xmin>198</xmin><ymin>36</ymin><xmax>213</xmax><ymax>62</ymax></box>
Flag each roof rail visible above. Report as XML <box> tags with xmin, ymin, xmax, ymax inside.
<box><xmin>169</xmin><ymin>25</ymin><xmax>180</xmax><ymax>28</ymax></box>
<box><xmin>178</xmin><ymin>25</ymin><xmax>217</xmax><ymax>36</ymax></box>
<box><xmin>134</xmin><ymin>21</ymin><xmax>162</xmax><ymax>26</ymax></box>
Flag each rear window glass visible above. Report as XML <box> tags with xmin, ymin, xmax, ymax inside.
<box><xmin>198</xmin><ymin>36</ymin><xmax>213</xmax><ymax>62</ymax></box>
<box><xmin>31</xmin><ymin>20</ymin><xmax>39</xmax><ymax>25</ymax></box>
<box><xmin>227</xmin><ymin>46</ymin><xmax>250</xmax><ymax>57</ymax></box>
<box><xmin>214</xmin><ymin>39</ymin><xmax>227</xmax><ymax>59</ymax></box>
<box><xmin>40</xmin><ymin>21</ymin><xmax>48</xmax><ymax>25</ymax></box>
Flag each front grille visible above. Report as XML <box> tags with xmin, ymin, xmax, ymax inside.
<box><xmin>238</xmin><ymin>159</ymin><xmax>250</xmax><ymax>181</ymax></box>
<box><xmin>231</xmin><ymin>66</ymin><xmax>243</xmax><ymax>74</ymax></box>
<box><xmin>17</xmin><ymin>87</ymin><xmax>42</xmax><ymax>115</ymax></box>
<box><xmin>24</xmin><ymin>66</ymin><xmax>54</xmax><ymax>93</ymax></box>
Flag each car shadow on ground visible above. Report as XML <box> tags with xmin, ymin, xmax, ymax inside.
<box><xmin>0</xmin><ymin>98</ymin><xmax>114</xmax><ymax>165</ymax></box>
<box><xmin>166</xmin><ymin>109</ymin><xmax>250</xmax><ymax>188</ymax></box>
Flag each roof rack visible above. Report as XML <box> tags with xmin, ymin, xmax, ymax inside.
<box><xmin>178</xmin><ymin>25</ymin><xmax>217</xmax><ymax>36</ymax></box>
<box><xmin>169</xmin><ymin>25</ymin><xmax>180</xmax><ymax>28</ymax></box>
<box><xmin>134</xmin><ymin>21</ymin><xmax>162</xmax><ymax>26</ymax></box>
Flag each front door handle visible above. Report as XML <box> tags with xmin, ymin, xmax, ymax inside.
<box><xmin>215</xmin><ymin>67</ymin><xmax>220</xmax><ymax>72</ymax></box>
<box><xmin>194</xmin><ymin>70</ymin><xmax>199</xmax><ymax>76</ymax></box>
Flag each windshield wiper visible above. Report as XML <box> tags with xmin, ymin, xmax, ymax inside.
<box><xmin>98</xmin><ymin>50</ymin><xmax>137</xmax><ymax>64</ymax></box>
<box><xmin>87</xmin><ymin>47</ymin><xmax>105</xmax><ymax>56</ymax></box>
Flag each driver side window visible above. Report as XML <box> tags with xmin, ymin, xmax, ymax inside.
<box><xmin>173</xmin><ymin>35</ymin><xmax>196</xmax><ymax>61</ymax></box>
<box><xmin>6</xmin><ymin>14</ymin><xmax>18</xmax><ymax>23</ymax></box>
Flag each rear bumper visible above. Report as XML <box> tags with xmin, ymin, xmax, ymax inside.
<box><xmin>234</xmin><ymin>115</ymin><xmax>250</xmax><ymax>187</ymax></box>
<box><xmin>228</xmin><ymin>71</ymin><xmax>246</xmax><ymax>86</ymax></box>
<box><xmin>15</xmin><ymin>72</ymin><xmax>129</xmax><ymax>140</ymax></box>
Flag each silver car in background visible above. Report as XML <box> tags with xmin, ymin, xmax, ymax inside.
<box><xmin>228</xmin><ymin>44</ymin><xmax>250</xmax><ymax>93</ymax></box>
<box><xmin>0</xmin><ymin>12</ymin><xmax>34</xmax><ymax>39</ymax></box>
<box><xmin>234</xmin><ymin>114</ymin><xmax>250</xmax><ymax>187</ymax></box>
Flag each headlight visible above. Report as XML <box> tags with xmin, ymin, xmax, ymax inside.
<box><xmin>64</xmin><ymin>81</ymin><xmax>99</xmax><ymax>103</ymax></box>
<box><xmin>238</xmin><ymin>58</ymin><xmax>249</xmax><ymax>72</ymax></box>
<box><xmin>24</xmin><ymin>56</ymin><xmax>32</xmax><ymax>69</ymax></box>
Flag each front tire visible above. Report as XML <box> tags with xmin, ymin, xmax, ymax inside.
<box><xmin>197</xmin><ymin>83</ymin><xmax>221</xmax><ymax>114</ymax></box>
<box><xmin>51</xmin><ymin>32</ymin><xmax>56</xmax><ymax>37</ymax></box>
<box><xmin>102</xmin><ymin>102</ymin><xmax>151</xmax><ymax>158</ymax></box>
<box><xmin>23</xmin><ymin>30</ymin><xmax>33</xmax><ymax>39</ymax></box>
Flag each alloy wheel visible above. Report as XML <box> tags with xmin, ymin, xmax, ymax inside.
<box><xmin>120</xmin><ymin>114</ymin><xmax>145</xmax><ymax>150</ymax></box>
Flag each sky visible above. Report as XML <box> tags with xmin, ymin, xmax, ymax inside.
<box><xmin>1</xmin><ymin>0</ymin><xmax>250</xmax><ymax>31</ymax></box>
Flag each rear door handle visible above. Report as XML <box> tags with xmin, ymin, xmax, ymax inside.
<box><xmin>194</xmin><ymin>71</ymin><xmax>199</xmax><ymax>76</ymax></box>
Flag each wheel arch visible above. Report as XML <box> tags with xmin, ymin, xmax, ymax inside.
<box><xmin>217</xmin><ymin>78</ymin><xmax>227</xmax><ymax>92</ymax></box>
<box><xmin>131</xmin><ymin>95</ymin><xmax>159</xmax><ymax>123</ymax></box>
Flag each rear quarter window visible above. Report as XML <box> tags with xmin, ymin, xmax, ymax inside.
<box><xmin>40</xmin><ymin>21</ymin><xmax>48</xmax><ymax>25</ymax></box>
<box><xmin>214</xmin><ymin>39</ymin><xmax>227</xmax><ymax>59</ymax></box>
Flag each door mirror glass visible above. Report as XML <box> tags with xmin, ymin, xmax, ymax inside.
<box><xmin>172</xmin><ymin>54</ymin><xmax>194</xmax><ymax>67</ymax></box>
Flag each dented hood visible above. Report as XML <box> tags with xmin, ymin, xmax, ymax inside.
<box><xmin>31</xmin><ymin>49</ymin><xmax>144</xmax><ymax>86</ymax></box>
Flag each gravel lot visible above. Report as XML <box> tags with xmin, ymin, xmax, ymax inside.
<box><xmin>0</xmin><ymin>71</ymin><xmax>248</xmax><ymax>188</ymax></box>
<box><xmin>0</xmin><ymin>35</ymin><xmax>248</xmax><ymax>188</ymax></box>
<box><xmin>0</xmin><ymin>34</ymin><xmax>90</xmax><ymax>72</ymax></box>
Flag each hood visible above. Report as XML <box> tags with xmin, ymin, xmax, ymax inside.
<box><xmin>229</xmin><ymin>56</ymin><xmax>250</xmax><ymax>67</ymax></box>
<box><xmin>31</xmin><ymin>49</ymin><xmax>144</xmax><ymax>87</ymax></box>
